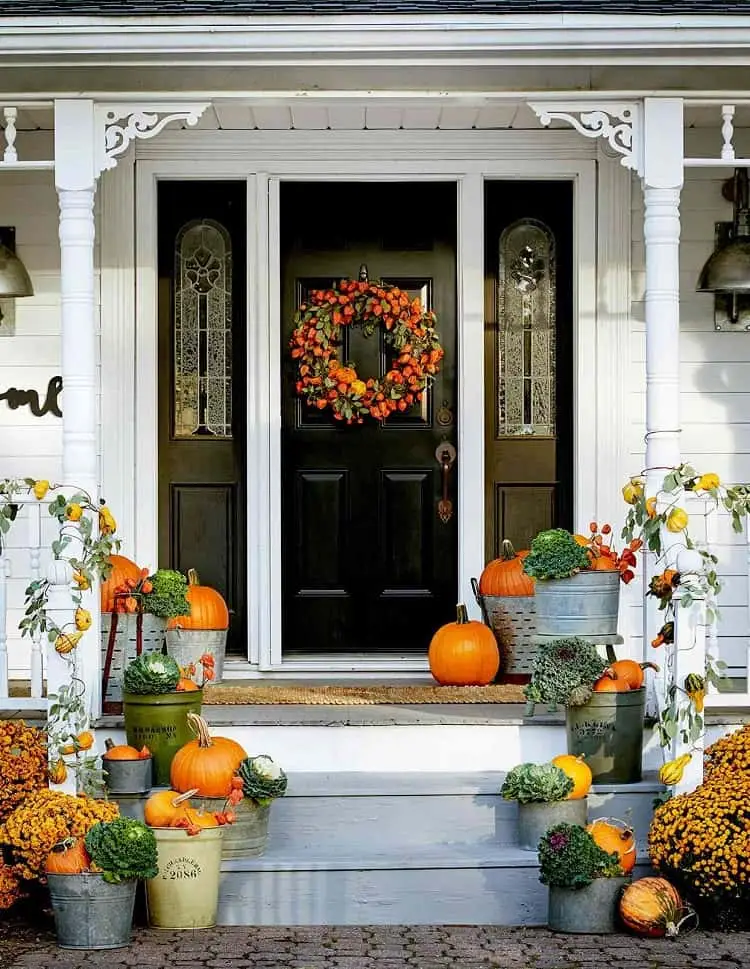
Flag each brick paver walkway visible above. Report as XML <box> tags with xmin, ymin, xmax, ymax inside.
<box><xmin>5</xmin><ymin>925</ymin><xmax>750</xmax><ymax>969</ymax></box>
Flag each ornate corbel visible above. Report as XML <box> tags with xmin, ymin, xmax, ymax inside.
<box><xmin>94</xmin><ymin>103</ymin><xmax>210</xmax><ymax>177</ymax></box>
<box><xmin>529</xmin><ymin>102</ymin><xmax>642</xmax><ymax>175</ymax></box>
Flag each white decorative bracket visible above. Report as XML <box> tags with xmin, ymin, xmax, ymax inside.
<box><xmin>529</xmin><ymin>101</ymin><xmax>643</xmax><ymax>175</ymax></box>
<box><xmin>94</xmin><ymin>102</ymin><xmax>210</xmax><ymax>177</ymax></box>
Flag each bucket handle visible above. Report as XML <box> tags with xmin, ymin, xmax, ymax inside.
<box><xmin>470</xmin><ymin>577</ymin><xmax>492</xmax><ymax>627</ymax></box>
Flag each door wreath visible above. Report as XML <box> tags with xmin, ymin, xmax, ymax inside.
<box><xmin>290</xmin><ymin>277</ymin><xmax>444</xmax><ymax>424</ymax></box>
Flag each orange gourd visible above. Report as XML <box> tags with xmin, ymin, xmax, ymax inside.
<box><xmin>100</xmin><ymin>554</ymin><xmax>141</xmax><ymax>613</ymax></box>
<box><xmin>169</xmin><ymin>713</ymin><xmax>247</xmax><ymax>797</ymax></box>
<box><xmin>171</xmin><ymin>806</ymin><xmax>219</xmax><ymax>830</ymax></box>
<box><xmin>587</xmin><ymin>817</ymin><xmax>637</xmax><ymax>874</ymax></box>
<box><xmin>609</xmin><ymin>659</ymin><xmax>658</xmax><ymax>691</ymax></box>
<box><xmin>167</xmin><ymin>569</ymin><xmax>229</xmax><ymax>631</ymax></box>
<box><xmin>551</xmin><ymin>754</ymin><xmax>592</xmax><ymax>799</ymax></box>
<box><xmin>143</xmin><ymin>788</ymin><xmax>199</xmax><ymax>827</ymax></box>
<box><xmin>478</xmin><ymin>541</ymin><xmax>534</xmax><ymax>597</ymax></box>
<box><xmin>102</xmin><ymin>739</ymin><xmax>143</xmax><ymax>760</ymax></box>
<box><xmin>619</xmin><ymin>877</ymin><xmax>690</xmax><ymax>937</ymax></box>
<box><xmin>593</xmin><ymin>672</ymin><xmax>631</xmax><ymax>692</ymax></box>
<box><xmin>428</xmin><ymin>604</ymin><xmax>500</xmax><ymax>686</ymax></box>
<box><xmin>176</xmin><ymin>677</ymin><xmax>200</xmax><ymax>692</ymax></box>
<box><xmin>45</xmin><ymin>837</ymin><xmax>91</xmax><ymax>875</ymax></box>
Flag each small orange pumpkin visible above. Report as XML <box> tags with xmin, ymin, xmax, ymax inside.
<box><xmin>619</xmin><ymin>877</ymin><xmax>690</xmax><ymax>937</ymax></box>
<box><xmin>171</xmin><ymin>805</ymin><xmax>220</xmax><ymax>830</ymax></box>
<box><xmin>100</xmin><ymin>554</ymin><xmax>141</xmax><ymax>613</ymax></box>
<box><xmin>428</xmin><ymin>604</ymin><xmax>500</xmax><ymax>686</ymax></box>
<box><xmin>587</xmin><ymin>817</ymin><xmax>636</xmax><ymax>873</ymax></box>
<box><xmin>167</xmin><ymin>569</ymin><xmax>229</xmax><ymax>631</ymax></box>
<box><xmin>144</xmin><ymin>788</ymin><xmax>199</xmax><ymax>827</ymax></box>
<box><xmin>170</xmin><ymin>713</ymin><xmax>247</xmax><ymax>797</ymax></box>
<box><xmin>593</xmin><ymin>672</ymin><xmax>631</xmax><ymax>692</ymax></box>
<box><xmin>478</xmin><ymin>540</ymin><xmax>534</xmax><ymax>597</ymax></box>
<box><xmin>102</xmin><ymin>739</ymin><xmax>143</xmax><ymax>760</ymax></box>
<box><xmin>609</xmin><ymin>659</ymin><xmax>658</xmax><ymax>691</ymax></box>
<box><xmin>45</xmin><ymin>837</ymin><xmax>91</xmax><ymax>875</ymax></box>
<box><xmin>551</xmin><ymin>754</ymin><xmax>592</xmax><ymax>799</ymax></box>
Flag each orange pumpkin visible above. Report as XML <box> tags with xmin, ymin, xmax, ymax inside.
<box><xmin>171</xmin><ymin>805</ymin><xmax>219</xmax><ymax>830</ymax></box>
<box><xmin>143</xmin><ymin>788</ymin><xmax>198</xmax><ymax>827</ymax></box>
<box><xmin>428</xmin><ymin>604</ymin><xmax>500</xmax><ymax>686</ymax></box>
<box><xmin>609</xmin><ymin>659</ymin><xmax>658</xmax><ymax>691</ymax></box>
<box><xmin>619</xmin><ymin>878</ymin><xmax>689</xmax><ymax>937</ymax></box>
<box><xmin>170</xmin><ymin>713</ymin><xmax>247</xmax><ymax>797</ymax></box>
<box><xmin>551</xmin><ymin>754</ymin><xmax>592</xmax><ymax>799</ymax></box>
<box><xmin>176</xmin><ymin>677</ymin><xmax>200</xmax><ymax>692</ymax></box>
<box><xmin>100</xmin><ymin>554</ymin><xmax>141</xmax><ymax>613</ymax></box>
<box><xmin>45</xmin><ymin>837</ymin><xmax>91</xmax><ymax>875</ymax></box>
<box><xmin>587</xmin><ymin>817</ymin><xmax>636</xmax><ymax>873</ymax></box>
<box><xmin>593</xmin><ymin>672</ymin><xmax>631</xmax><ymax>692</ymax></box>
<box><xmin>167</xmin><ymin>569</ymin><xmax>229</xmax><ymax>631</ymax></box>
<box><xmin>102</xmin><ymin>739</ymin><xmax>143</xmax><ymax>760</ymax></box>
<box><xmin>478</xmin><ymin>540</ymin><xmax>534</xmax><ymax>597</ymax></box>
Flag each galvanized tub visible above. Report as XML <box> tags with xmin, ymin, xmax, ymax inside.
<box><xmin>103</xmin><ymin>755</ymin><xmax>153</xmax><ymax>795</ymax></box>
<box><xmin>534</xmin><ymin>570</ymin><xmax>621</xmax><ymax>642</ymax></box>
<box><xmin>165</xmin><ymin>628</ymin><xmax>227</xmax><ymax>684</ymax></box>
<box><xmin>47</xmin><ymin>873</ymin><xmax>137</xmax><ymax>949</ymax></box>
<box><xmin>147</xmin><ymin>826</ymin><xmax>224</xmax><ymax>929</ymax></box>
<box><xmin>113</xmin><ymin>793</ymin><xmax>147</xmax><ymax>822</ymax></box>
<box><xmin>566</xmin><ymin>688</ymin><xmax>646</xmax><ymax>784</ymax></box>
<box><xmin>192</xmin><ymin>795</ymin><xmax>270</xmax><ymax>858</ymax></box>
<box><xmin>548</xmin><ymin>876</ymin><xmax>629</xmax><ymax>934</ymax></box>
<box><xmin>517</xmin><ymin>798</ymin><xmax>588</xmax><ymax>852</ymax></box>
<box><xmin>471</xmin><ymin>578</ymin><xmax>536</xmax><ymax>683</ymax></box>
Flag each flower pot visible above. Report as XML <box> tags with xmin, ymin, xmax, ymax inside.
<box><xmin>534</xmin><ymin>570</ymin><xmax>620</xmax><ymax>643</ymax></box>
<box><xmin>47</xmin><ymin>873</ymin><xmax>137</xmax><ymax>949</ymax></box>
<box><xmin>566</xmin><ymin>687</ymin><xmax>645</xmax><ymax>784</ymax></box>
<box><xmin>516</xmin><ymin>798</ymin><xmax>588</xmax><ymax>852</ymax></box>
<box><xmin>165</xmin><ymin>628</ymin><xmax>227</xmax><ymax>684</ymax></box>
<box><xmin>192</xmin><ymin>795</ymin><xmax>271</xmax><ymax>858</ymax></box>
<box><xmin>123</xmin><ymin>690</ymin><xmax>203</xmax><ymax>787</ymax></box>
<box><xmin>548</xmin><ymin>876</ymin><xmax>629</xmax><ymax>934</ymax></box>
<box><xmin>103</xmin><ymin>755</ymin><xmax>152</xmax><ymax>795</ymax></box>
<box><xmin>146</xmin><ymin>826</ymin><xmax>224</xmax><ymax>929</ymax></box>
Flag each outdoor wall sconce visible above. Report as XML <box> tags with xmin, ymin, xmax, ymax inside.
<box><xmin>697</xmin><ymin>167</ymin><xmax>750</xmax><ymax>331</ymax></box>
<box><xmin>0</xmin><ymin>226</ymin><xmax>33</xmax><ymax>326</ymax></box>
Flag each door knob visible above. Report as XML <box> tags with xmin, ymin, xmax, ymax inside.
<box><xmin>435</xmin><ymin>442</ymin><xmax>457</xmax><ymax>524</ymax></box>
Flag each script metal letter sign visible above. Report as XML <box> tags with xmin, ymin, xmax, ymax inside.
<box><xmin>0</xmin><ymin>375</ymin><xmax>62</xmax><ymax>417</ymax></box>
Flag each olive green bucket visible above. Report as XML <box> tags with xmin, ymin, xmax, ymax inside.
<box><xmin>123</xmin><ymin>691</ymin><xmax>203</xmax><ymax>787</ymax></box>
<box><xmin>146</xmin><ymin>826</ymin><xmax>224</xmax><ymax>930</ymax></box>
<box><xmin>566</xmin><ymin>688</ymin><xmax>646</xmax><ymax>784</ymax></box>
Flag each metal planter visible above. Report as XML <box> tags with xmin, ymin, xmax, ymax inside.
<box><xmin>548</xmin><ymin>876</ymin><xmax>629</xmax><ymax>934</ymax></box>
<box><xmin>566</xmin><ymin>688</ymin><xmax>646</xmax><ymax>784</ymax></box>
<box><xmin>47</xmin><ymin>873</ymin><xmax>136</xmax><ymax>949</ymax></box>
<box><xmin>516</xmin><ymin>798</ymin><xmax>588</xmax><ymax>852</ymax></box>
<box><xmin>534</xmin><ymin>570</ymin><xmax>621</xmax><ymax>643</ymax></box>
<box><xmin>165</xmin><ymin>628</ymin><xmax>227</xmax><ymax>684</ymax></box>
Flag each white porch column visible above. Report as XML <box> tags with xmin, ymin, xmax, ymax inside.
<box><xmin>54</xmin><ymin>99</ymin><xmax>101</xmax><ymax>720</ymax></box>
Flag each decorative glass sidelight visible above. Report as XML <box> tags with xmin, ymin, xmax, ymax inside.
<box><xmin>497</xmin><ymin>219</ymin><xmax>556</xmax><ymax>437</ymax></box>
<box><xmin>173</xmin><ymin>219</ymin><xmax>233</xmax><ymax>438</ymax></box>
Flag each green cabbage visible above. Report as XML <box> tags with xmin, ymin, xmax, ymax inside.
<box><xmin>522</xmin><ymin>528</ymin><xmax>590</xmax><ymax>581</ymax></box>
<box><xmin>524</xmin><ymin>637</ymin><xmax>608</xmax><ymax>709</ymax></box>
<box><xmin>238</xmin><ymin>755</ymin><xmax>288</xmax><ymax>805</ymax></box>
<box><xmin>123</xmin><ymin>652</ymin><xmax>180</xmax><ymax>695</ymax></box>
<box><xmin>501</xmin><ymin>763</ymin><xmax>574</xmax><ymax>803</ymax></box>
<box><xmin>141</xmin><ymin>569</ymin><xmax>190</xmax><ymax>620</ymax></box>
<box><xmin>84</xmin><ymin>817</ymin><xmax>158</xmax><ymax>884</ymax></box>
<box><xmin>538</xmin><ymin>823</ymin><xmax>622</xmax><ymax>889</ymax></box>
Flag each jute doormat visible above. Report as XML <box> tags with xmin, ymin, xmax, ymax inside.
<box><xmin>202</xmin><ymin>683</ymin><xmax>526</xmax><ymax>705</ymax></box>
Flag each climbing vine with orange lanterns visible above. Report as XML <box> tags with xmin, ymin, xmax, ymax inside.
<box><xmin>290</xmin><ymin>278</ymin><xmax>444</xmax><ymax>424</ymax></box>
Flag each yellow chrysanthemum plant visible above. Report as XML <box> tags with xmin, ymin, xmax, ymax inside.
<box><xmin>621</xmin><ymin>463</ymin><xmax>750</xmax><ymax>770</ymax></box>
<box><xmin>0</xmin><ymin>477</ymin><xmax>120</xmax><ymax>793</ymax></box>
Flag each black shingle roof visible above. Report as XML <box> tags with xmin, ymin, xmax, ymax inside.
<box><xmin>4</xmin><ymin>0</ymin><xmax>750</xmax><ymax>15</ymax></box>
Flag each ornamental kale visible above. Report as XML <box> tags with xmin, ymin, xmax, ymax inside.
<box><xmin>501</xmin><ymin>763</ymin><xmax>574</xmax><ymax>804</ymax></box>
<box><xmin>538</xmin><ymin>823</ymin><xmax>622</xmax><ymax>890</ymax></box>
<box><xmin>524</xmin><ymin>637</ymin><xmax>608</xmax><ymax>710</ymax></box>
<box><xmin>140</xmin><ymin>569</ymin><xmax>190</xmax><ymax>620</ymax></box>
<box><xmin>84</xmin><ymin>817</ymin><xmax>158</xmax><ymax>884</ymax></box>
<box><xmin>522</xmin><ymin>528</ymin><xmax>590</xmax><ymax>581</ymax></box>
<box><xmin>123</xmin><ymin>653</ymin><xmax>181</xmax><ymax>695</ymax></box>
<box><xmin>238</xmin><ymin>755</ymin><xmax>288</xmax><ymax>806</ymax></box>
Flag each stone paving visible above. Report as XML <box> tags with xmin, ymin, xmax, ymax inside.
<box><xmin>5</xmin><ymin>925</ymin><xmax>750</xmax><ymax>969</ymax></box>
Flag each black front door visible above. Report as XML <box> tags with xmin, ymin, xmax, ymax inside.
<box><xmin>280</xmin><ymin>182</ymin><xmax>458</xmax><ymax>656</ymax></box>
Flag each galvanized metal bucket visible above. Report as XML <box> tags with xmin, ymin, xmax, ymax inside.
<box><xmin>147</xmin><ymin>826</ymin><xmax>224</xmax><ymax>929</ymax></box>
<box><xmin>192</xmin><ymin>795</ymin><xmax>271</xmax><ymax>858</ymax></box>
<box><xmin>516</xmin><ymin>797</ymin><xmax>588</xmax><ymax>852</ymax></box>
<box><xmin>47</xmin><ymin>873</ymin><xmax>137</xmax><ymax>949</ymax></box>
<box><xmin>113</xmin><ymin>793</ymin><xmax>147</xmax><ymax>822</ymax></box>
<box><xmin>548</xmin><ymin>876</ymin><xmax>629</xmax><ymax>934</ymax></box>
<box><xmin>534</xmin><ymin>570</ymin><xmax>621</xmax><ymax>642</ymax></box>
<box><xmin>101</xmin><ymin>613</ymin><xmax>167</xmax><ymax>712</ymax></box>
<box><xmin>471</xmin><ymin>578</ymin><xmax>536</xmax><ymax>683</ymax></box>
<box><xmin>103</xmin><ymin>755</ymin><xmax>153</xmax><ymax>795</ymax></box>
<box><xmin>566</xmin><ymin>688</ymin><xmax>646</xmax><ymax>784</ymax></box>
<box><xmin>165</xmin><ymin>628</ymin><xmax>227</xmax><ymax>684</ymax></box>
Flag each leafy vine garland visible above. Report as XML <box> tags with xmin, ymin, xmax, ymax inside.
<box><xmin>621</xmin><ymin>464</ymin><xmax>750</xmax><ymax>751</ymax></box>
<box><xmin>0</xmin><ymin>478</ymin><xmax>119</xmax><ymax>793</ymax></box>
<box><xmin>290</xmin><ymin>278</ymin><xmax>444</xmax><ymax>424</ymax></box>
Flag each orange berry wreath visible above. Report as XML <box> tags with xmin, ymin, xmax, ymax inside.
<box><xmin>290</xmin><ymin>277</ymin><xmax>445</xmax><ymax>424</ymax></box>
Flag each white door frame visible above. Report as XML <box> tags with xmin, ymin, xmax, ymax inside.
<box><xmin>122</xmin><ymin>127</ymin><xmax>605</xmax><ymax>675</ymax></box>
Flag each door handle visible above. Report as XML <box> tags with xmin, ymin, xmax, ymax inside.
<box><xmin>435</xmin><ymin>442</ymin><xmax>457</xmax><ymax>524</ymax></box>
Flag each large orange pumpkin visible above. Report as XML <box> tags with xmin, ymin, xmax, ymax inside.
<box><xmin>45</xmin><ymin>837</ymin><xmax>91</xmax><ymax>875</ymax></box>
<box><xmin>478</xmin><ymin>540</ymin><xmax>534</xmax><ymax>597</ymax></box>
<box><xmin>428</xmin><ymin>604</ymin><xmax>500</xmax><ymax>686</ymax></box>
<box><xmin>587</xmin><ymin>817</ymin><xmax>636</xmax><ymax>873</ymax></box>
<box><xmin>143</xmin><ymin>788</ymin><xmax>198</xmax><ymax>827</ymax></box>
<box><xmin>167</xmin><ymin>569</ymin><xmax>229</xmax><ymax>631</ymax></box>
<box><xmin>551</xmin><ymin>754</ymin><xmax>592</xmax><ymax>799</ymax></box>
<box><xmin>619</xmin><ymin>877</ymin><xmax>689</xmax><ymax>937</ymax></box>
<box><xmin>169</xmin><ymin>713</ymin><xmax>247</xmax><ymax>797</ymax></box>
<box><xmin>100</xmin><ymin>554</ymin><xmax>141</xmax><ymax>613</ymax></box>
<box><xmin>609</xmin><ymin>659</ymin><xmax>657</xmax><ymax>691</ymax></box>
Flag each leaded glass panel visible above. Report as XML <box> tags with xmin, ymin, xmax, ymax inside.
<box><xmin>497</xmin><ymin>220</ymin><xmax>556</xmax><ymax>437</ymax></box>
<box><xmin>174</xmin><ymin>219</ymin><xmax>233</xmax><ymax>438</ymax></box>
